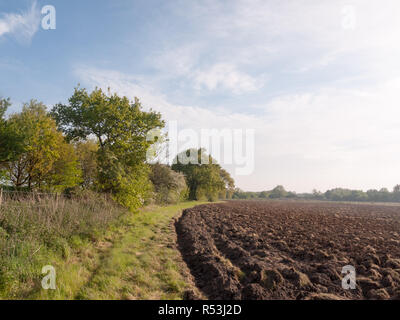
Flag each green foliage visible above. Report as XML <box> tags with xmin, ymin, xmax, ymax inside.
<box><xmin>111</xmin><ymin>165</ymin><xmax>152</xmax><ymax>211</ymax></box>
<box><xmin>232</xmin><ymin>186</ymin><xmax>296</xmax><ymax>200</ymax></box>
<box><xmin>0</xmin><ymin>97</ymin><xmax>9</xmax><ymax>119</ymax></box>
<box><xmin>232</xmin><ymin>188</ymin><xmax>260</xmax><ymax>199</ymax></box>
<box><xmin>74</xmin><ymin>140</ymin><xmax>99</xmax><ymax>189</ymax></box>
<box><xmin>286</xmin><ymin>191</ymin><xmax>297</xmax><ymax>198</ymax></box>
<box><xmin>171</xmin><ymin>149</ymin><xmax>234</xmax><ymax>201</ymax></box>
<box><xmin>233</xmin><ymin>184</ymin><xmax>400</xmax><ymax>203</ymax></box>
<box><xmin>219</xmin><ymin>168</ymin><xmax>235</xmax><ymax>199</ymax></box>
<box><xmin>51</xmin><ymin>87</ymin><xmax>165</xmax><ymax>210</ymax></box>
<box><xmin>1</xmin><ymin>101</ymin><xmax>81</xmax><ymax>192</ymax></box>
<box><xmin>2</xmin><ymin>87</ymin><xmax>236</xmax><ymax>210</ymax></box>
<box><xmin>318</xmin><ymin>187</ymin><xmax>390</xmax><ymax>202</ymax></box>
<box><xmin>393</xmin><ymin>185</ymin><xmax>400</xmax><ymax>201</ymax></box>
<box><xmin>239</xmin><ymin>185</ymin><xmax>400</xmax><ymax>203</ymax></box>
<box><xmin>259</xmin><ymin>191</ymin><xmax>269</xmax><ymax>198</ymax></box>
<box><xmin>269</xmin><ymin>185</ymin><xmax>287</xmax><ymax>198</ymax></box>
<box><xmin>51</xmin><ymin>87</ymin><xmax>164</xmax><ymax>159</ymax></box>
<box><xmin>0</xmin><ymin>192</ymin><xmax>128</xmax><ymax>298</ymax></box>
<box><xmin>0</xmin><ymin>98</ymin><xmax>25</xmax><ymax>165</ymax></box>
<box><xmin>95</xmin><ymin>148</ymin><xmax>153</xmax><ymax>211</ymax></box>
<box><xmin>149</xmin><ymin>163</ymin><xmax>187</xmax><ymax>204</ymax></box>
<box><xmin>42</xmin><ymin>142</ymin><xmax>82</xmax><ymax>192</ymax></box>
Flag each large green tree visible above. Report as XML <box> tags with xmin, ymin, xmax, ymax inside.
<box><xmin>2</xmin><ymin>100</ymin><xmax>81</xmax><ymax>191</ymax></box>
<box><xmin>51</xmin><ymin>87</ymin><xmax>164</xmax><ymax>210</ymax></box>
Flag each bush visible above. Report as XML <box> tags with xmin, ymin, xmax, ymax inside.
<box><xmin>149</xmin><ymin>163</ymin><xmax>188</xmax><ymax>204</ymax></box>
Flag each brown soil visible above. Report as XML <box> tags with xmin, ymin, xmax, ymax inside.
<box><xmin>175</xmin><ymin>200</ymin><xmax>400</xmax><ymax>300</ymax></box>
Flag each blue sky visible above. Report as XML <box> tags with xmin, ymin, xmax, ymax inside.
<box><xmin>2</xmin><ymin>0</ymin><xmax>400</xmax><ymax>192</ymax></box>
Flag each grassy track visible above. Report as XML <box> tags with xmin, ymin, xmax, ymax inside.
<box><xmin>25</xmin><ymin>201</ymin><xmax>206</xmax><ymax>300</ymax></box>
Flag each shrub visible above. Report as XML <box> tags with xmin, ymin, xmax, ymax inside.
<box><xmin>149</xmin><ymin>163</ymin><xmax>188</xmax><ymax>204</ymax></box>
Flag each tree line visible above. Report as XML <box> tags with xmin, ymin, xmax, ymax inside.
<box><xmin>233</xmin><ymin>185</ymin><xmax>296</xmax><ymax>199</ymax></box>
<box><xmin>0</xmin><ymin>87</ymin><xmax>235</xmax><ymax>210</ymax></box>
<box><xmin>233</xmin><ymin>185</ymin><xmax>400</xmax><ymax>203</ymax></box>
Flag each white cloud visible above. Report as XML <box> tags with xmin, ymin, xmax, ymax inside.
<box><xmin>163</xmin><ymin>0</ymin><xmax>400</xmax><ymax>84</ymax></box>
<box><xmin>192</xmin><ymin>63</ymin><xmax>262</xmax><ymax>93</ymax></box>
<box><xmin>151</xmin><ymin>44</ymin><xmax>201</xmax><ymax>77</ymax></box>
<box><xmin>0</xmin><ymin>1</ymin><xmax>41</xmax><ymax>44</ymax></box>
<box><xmin>151</xmin><ymin>46</ymin><xmax>262</xmax><ymax>94</ymax></box>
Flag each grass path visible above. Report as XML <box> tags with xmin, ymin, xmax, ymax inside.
<box><xmin>32</xmin><ymin>201</ymin><xmax>206</xmax><ymax>300</ymax></box>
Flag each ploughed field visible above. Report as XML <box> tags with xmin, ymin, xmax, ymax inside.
<box><xmin>176</xmin><ymin>200</ymin><xmax>400</xmax><ymax>300</ymax></box>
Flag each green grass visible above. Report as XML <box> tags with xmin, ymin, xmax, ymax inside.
<box><xmin>5</xmin><ymin>201</ymin><xmax>206</xmax><ymax>300</ymax></box>
<box><xmin>0</xmin><ymin>192</ymin><xmax>126</xmax><ymax>299</ymax></box>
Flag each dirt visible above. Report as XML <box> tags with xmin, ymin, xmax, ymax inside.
<box><xmin>175</xmin><ymin>200</ymin><xmax>400</xmax><ymax>300</ymax></box>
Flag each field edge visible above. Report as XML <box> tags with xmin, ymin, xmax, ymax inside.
<box><xmin>4</xmin><ymin>201</ymin><xmax>209</xmax><ymax>300</ymax></box>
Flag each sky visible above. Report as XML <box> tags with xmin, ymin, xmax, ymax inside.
<box><xmin>1</xmin><ymin>0</ymin><xmax>400</xmax><ymax>193</ymax></box>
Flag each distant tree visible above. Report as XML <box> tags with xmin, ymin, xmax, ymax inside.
<box><xmin>378</xmin><ymin>188</ymin><xmax>391</xmax><ymax>202</ymax></box>
<box><xmin>220</xmin><ymin>168</ymin><xmax>235</xmax><ymax>199</ymax></box>
<box><xmin>366</xmin><ymin>189</ymin><xmax>379</xmax><ymax>202</ymax></box>
<box><xmin>259</xmin><ymin>191</ymin><xmax>269</xmax><ymax>198</ymax></box>
<box><xmin>269</xmin><ymin>185</ymin><xmax>287</xmax><ymax>199</ymax></box>
<box><xmin>393</xmin><ymin>185</ymin><xmax>400</xmax><ymax>202</ymax></box>
<box><xmin>172</xmin><ymin>149</ymin><xmax>233</xmax><ymax>201</ymax></box>
<box><xmin>232</xmin><ymin>188</ymin><xmax>246</xmax><ymax>199</ymax></box>
<box><xmin>286</xmin><ymin>191</ymin><xmax>297</xmax><ymax>198</ymax></box>
<box><xmin>352</xmin><ymin>190</ymin><xmax>368</xmax><ymax>201</ymax></box>
<box><xmin>312</xmin><ymin>189</ymin><xmax>324</xmax><ymax>200</ymax></box>
<box><xmin>302</xmin><ymin>185</ymin><xmax>400</xmax><ymax>203</ymax></box>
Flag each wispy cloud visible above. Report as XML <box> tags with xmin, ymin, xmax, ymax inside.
<box><xmin>163</xmin><ymin>0</ymin><xmax>400</xmax><ymax>88</ymax></box>
<box><xmin>192</xmin><ymin>63</ymin><xmax>262</xmax><ymax>94</ymax></box>
<box><xmin>0</xmin><ymin>1</ymin><xmax>41</xmax><ymax>44</ymax></box>
<box><xmin>151</xmin><ymin>46</ymin><xmax>262</xmax><ymax>94</ymax></box>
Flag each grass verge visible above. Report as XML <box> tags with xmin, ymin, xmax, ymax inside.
<box><xmin>2</xmin><ymin>201</ymin><xmax>206</xmax><ymax>300</ymax></box>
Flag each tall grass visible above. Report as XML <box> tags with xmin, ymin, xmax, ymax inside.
<box><xmin>0</xmin><ymin>191</ymin><xmax>128</xmax><ymax>298</ymax></box>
